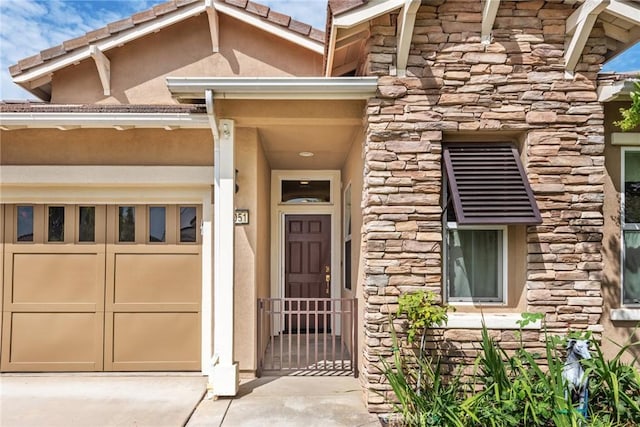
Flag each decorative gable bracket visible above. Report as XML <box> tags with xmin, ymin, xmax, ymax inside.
<box><xmin>89</xmin><ymin>45</ymin><xmax>111</xmax><ymax>96</ymax></box>
<box><xmin>481</xmin><ymin>0</ymin><xmax>501</xmax><ymax>45</ymax></box>
<box><xmin>565</xmin><ymin>0</ymin><xmax>610</xmax><ymax>75</ymax></box>
<box><xmin>205</xmin><ymin>0</ymin><xmax>219</xmax><ymax>53</ymax></box>
<box><xmin>396</xmin><ymin>0</ymin><xmax>421</xmax><ymax>77</ymax></box>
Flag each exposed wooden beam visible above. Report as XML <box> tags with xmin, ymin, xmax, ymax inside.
<box><xmin>605</xmin><ymin>0</ymin><xmax>640</xmax><ymax>26</ymax></box>
<box><xmin>565</xmin><ymin>0</ymin><xmax>610</xmax><ymax>72</ymax></box>
<box><xmin>336</xmin><ymin>22</ymin><xmax>370</xmax><ymax>41</ymax></box>
<box><xmin>481</xmin><ymin>0</ymin><xmax>501</xmax><ymax>44</ymax></box>
<box><xmin>396</xmin><ymin>0</ymin><xmax>421</xmax><ymax>77</ymax></box>
<box><xmin>567</xmin><ymin>0</ymin><xmax>609</xmax><ymax>35</ymax></box>
<box><xmin>205</xmin><ymin>0</ymin><xmax>219</xmax><ymax>53</ymax></box>
<box><xmin>332</xmin><ymin>60</ymin><xmax>360</xmax><ymax>77</ymax></box>
<box><xmin>603</xmin><ymin>21</ymin><xmax>631</xmax><ymax>43</ymax></box>
<box><xmin>336</xmin><ymin>30</ymin><xmax>369</xmax><ymax>50</ymax></box>
<box><xmin>89</xmin><ymin>45</ymin><xmax>111</xmax><ymax>96</ymax></box>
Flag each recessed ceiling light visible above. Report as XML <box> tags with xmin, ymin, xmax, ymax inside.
<box><xmin>299</xmin><ymin>151</ymin><xmax>314</xmax><ymax>157</ymax></box>
<box><xmin>300</xmin><ymin>181</ymin><xmax>309</xmax><ymax>185</ymax></box>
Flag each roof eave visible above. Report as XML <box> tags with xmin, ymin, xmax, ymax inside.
<box><xmin>0</xmin><ymin>112</ymin><xmax>210</xmax><ymax>130</ymax></box>
<box><xmin>598</xmin><ymin>78</ymin><xmax>639</xmax><ymax>102</ymax></box>
<box><xmin>166</xmin><ymin>76</ymin><xmax>379</xmax><ymax>101</ymax></box>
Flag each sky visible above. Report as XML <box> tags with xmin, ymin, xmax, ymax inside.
<box><xmin>0</xmin><ymin>0</ymin><xmax>638</xmax><ymax>101</ymax></box>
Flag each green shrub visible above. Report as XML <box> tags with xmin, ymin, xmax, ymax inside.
<box><xmin>383</xmin><ymin>304</ymin><xmax>640</xmax><ymax>427</ymax></box>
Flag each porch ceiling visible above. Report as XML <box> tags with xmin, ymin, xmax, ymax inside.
<box><xmin>215</xmin><ymin>99</ymin><xmax>367</xmax><ymax>170</ymax></box>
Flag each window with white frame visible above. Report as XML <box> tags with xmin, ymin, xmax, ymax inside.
<box><xmin>446</xmin><ymin>223</ymin><xmax>506</xmax><ymax>302</ymax></box>
<box><xmin>344</xmin><ymin>184</ymin><xmax>352</xmax><ymax>290</ymax></box>
<box><xmin>623</xmin><ymin>149</ymin><xmax>640</xmax><ymax>305</ymax></box>
<box><xmin>443</xmin><ymin>144</ymin><xmax>541</xmax><ymax>304</ymax></box>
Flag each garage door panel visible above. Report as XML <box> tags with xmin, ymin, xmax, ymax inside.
<box><xmin>11</xmin><ymin>252</ymin><xmax>103</xmax><ymax>305</ymax></box>
<box><xmin>1</xmin><ymin>311</ymin><xmax>103</xmax><ymax>371</ymax></box>
<box><xmin>106</xmin><ymin>312</ymin><xmax>200</xmax><ymax>371</ymax></box>
<box><xmin>112</xmin><ymin>253</ymin><xmax>200</xmax><ymax>304</ymax></box>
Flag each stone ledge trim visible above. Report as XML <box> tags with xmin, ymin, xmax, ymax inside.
<box><xmin>446</xmin><ymin>313</ymin><xmax>542</xmax><ymax>330</ymax></box>
<box><xmin>610</xmin><ymin>309</ymin><xmax>640</xmax><ymax>321</ymax></box>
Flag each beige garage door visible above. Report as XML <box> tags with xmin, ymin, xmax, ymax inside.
<box><xmin>1</xmin><ymin>204</ymin><xmax>201</xmax><ymax>372</ymax></box>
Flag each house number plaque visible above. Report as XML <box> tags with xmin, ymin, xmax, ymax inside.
<box><xmin>234</xmin><ymin>209</ymin><xmax>249</xmax><ymax>225</ymax></box>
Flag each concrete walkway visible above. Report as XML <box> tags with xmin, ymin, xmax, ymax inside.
<box><xmin>1</xmin><ymin>374</ymin><xmax>381</xmax><ymax>427</ymax></box>
<box><xmin>188</xmin><ymin>376</ymin><xmax>382</xmax><ymax>427</ymax></box>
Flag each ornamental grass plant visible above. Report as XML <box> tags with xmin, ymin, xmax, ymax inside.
<box><xmin>383</xmin><ymin>291</ymin><xmax>640</xmax><ymax>427</ymax></box>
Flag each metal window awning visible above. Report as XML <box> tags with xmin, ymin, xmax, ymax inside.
<box><xmin>443</xmin><ymin>144</ymin><xmax>542</xmax><ymax>225</ymax></box>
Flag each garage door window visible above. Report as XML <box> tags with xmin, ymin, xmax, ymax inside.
<box><xmin>119</xmin><ymin>206</ymin><xmax>135</xmax><ymax>242</ymax></box>
<box><xmin>149</xmin><ymin>206</ymin><xmax>166</xmax><ymax>243</ymax></box>
<box><xmin>17</xmin><ymin>206</ymin><xmax>34</xmax><ymax>242</ymax></box>
<box><xmin>78</xmin><ymin>206</ymin><xmax>95</xmax><ymax>242</ymax></box>
<box><xmin>180</xmin><ymin>207</ymin><xmax>197</xmax><ymax>243</ymax></box>
<box><xmin>48</xmin><ymin>206</ymin><xmax>65</xmax><ymax>242</ymax></box>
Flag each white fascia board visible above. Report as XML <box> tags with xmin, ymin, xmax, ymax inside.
<box><xmin>0</xmin><ymin>112</ymin><xmax>210</xmax><ymax>129</ymax></box>
<box><xmin>167</xmin><ymin>76</ymin><xmax>379</xmax><ymax>100</ymax></box>
<box><xmin>605</xmin><ymin>0</ymin><xmax>640</xmax><ymax>26</ymax></box>
<box><xmin>447</xmin><ymin>313</ymin><xmax>541</xmax><ymax>330</ymax></box>
<box><xmin>0</xmin><ymin>165</ymin><xmax>213</xmax><ymax>187</ymax></box>
<box><xmin>13</xmin><ymin>2</ymin><xmax>207</xmax><ymax>85</ymax></box>
<box><xmin>598</xmin><ymin>78</ymin><xmax>638</xmax><ymax>102</ymax></box>
<box><xmin>213</xmin><ymin>2</ymin><xmax>323</xmax><ymax>54</ymax></box>
<box><xmin>333</xmin><ymin>0</ymin><xmax>405</xmax><ymax>28</ymax></box>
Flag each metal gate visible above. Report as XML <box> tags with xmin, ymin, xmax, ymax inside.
<box><xmin>257</xmin><ymin>298</ymin><xmax>358</xmax><ymax>377</ymax></box>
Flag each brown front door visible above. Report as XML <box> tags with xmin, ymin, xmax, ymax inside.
<box><xmin>284</xmin><ymin>214</ymin><xmax>331</xmax><ymax>332</ymax></box>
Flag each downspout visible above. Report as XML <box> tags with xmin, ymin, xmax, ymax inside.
<box><xmin>205</xmin><ymin>90</ymin><xmax>217</xmax><ymax>397</ymax></box>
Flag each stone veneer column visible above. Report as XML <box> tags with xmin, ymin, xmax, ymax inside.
<box><xmin>360</xmin><ymin>0</ymin><xmax>606</xmax><ymax>413</ymax></box>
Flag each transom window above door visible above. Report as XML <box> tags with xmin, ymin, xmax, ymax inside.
<box><xmin>281</xmin><ymin>180</ymin><xmax>331</xmax><ymax>203</ymax></box>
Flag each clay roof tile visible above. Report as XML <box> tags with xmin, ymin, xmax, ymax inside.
<box><xmin>225</xmin><ymin>0</ymin><xmax>249</xmax><ymax>8</ymax></box>
<box><xmin>40</xmin><ymin>45</ymin><xmax>67</xmax><ymax>61</ymax></box>
<box><xmin>63</xmin><ymin>35</ymin><xmax>89</xmax><ymax>51</ymax></box>
<box><xmin>85</xmin><ymin>27</ymin><xmax>111</xmax><ymax>43</ymax></box>
<box><xmin>267</xmin><ymin>9</ymin><xmax>291</xmax><ymax>27</ymax></box>
<box><xmin>245</xmin><ymin>1</ymin><xmax>270</xmax><ymax>18</ymax></box>
<box><xmin>153</xmin><ymin>1</ymin><xmax>179</xmax><ymax>16</ymax></box>
<box><xmin>288</xmin><ymin>19</ymin><xmax>312</xmax><ymax>36</ymax></box>
<box><xmin>131</xmin><ymin>9</ymin><xmax>157</xmax><ymax>24</ymax></box>
<box><xmin>107</xmin><ymin>17</ymin><xmax>135</xmax><ymax>34</ymax></box>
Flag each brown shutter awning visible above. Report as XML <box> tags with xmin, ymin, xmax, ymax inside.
<box><xmin>443</xmin><ymin>144</ymin><xmax>542</xmax><ymax>225</ymax></box>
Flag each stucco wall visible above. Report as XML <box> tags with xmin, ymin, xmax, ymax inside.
<box><xmin>361</xmin><ymin>0</ymin><xmax>606</xmax><ymax>412</ymax></box>
<box><xmin>340</xmin><ymin>129</ymin><xmax>366</xmax><ymax>374</ymax></box>
<box><xmin>0</xmin><ymin>129</ymin><xmax>213</xmax><ymax>166</ymax></box>
<box><xmin>51</xmin><ymin>13</ymin><xmax>323</xmax><ymax>104</ymax></box>
<box><xmin>602</xmin><ymin>102</ymin><xmax>640</xmax><ymax>361</ymax></box>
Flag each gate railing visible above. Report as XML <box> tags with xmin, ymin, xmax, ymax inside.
<box><xmin>257</xmin><ymin>298</ymin><xmax>358</xmax><ymax>377</ymax></box>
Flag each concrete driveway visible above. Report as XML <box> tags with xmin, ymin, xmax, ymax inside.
<box><xmin>1</xmin><ymin>374</ymin><xmax>381</xmax><ymax>427</ymax></box>
<box><xmin>0</xmin><ymin>374</ymin><xmax>206</xmax><ymax>427</ymax></box>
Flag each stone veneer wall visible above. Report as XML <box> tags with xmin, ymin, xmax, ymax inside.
<box><xmin>361</xmin><ymin>0</ymin><xmax>606</xmax><ymax>413</ymax></box>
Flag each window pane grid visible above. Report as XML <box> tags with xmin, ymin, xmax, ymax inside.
<box><xmin>48</xmin><ymin>206</ymin><xmax>65</xmax><ymax>242</ymax></box>
<box><xmin>119</xmin><ymin>206</ymin><xmax>135</xmax><ymax>242</ymax></box>
<box><xmin>17</xmin><ymin>206</ymin><xmax>34</xmax><ymax>242</ymax></box>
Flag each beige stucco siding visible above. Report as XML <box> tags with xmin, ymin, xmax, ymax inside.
<box><xmin>602</xmin><ymin>102</ymin><xmax>640</xmax><ymax>361</ymax></box>
<box><xmin>340</xmin><ymin>129</ymin><xmax>365</xmax><ymax>371</ymax></box>
<box><xmin>51</xmin><ymin>14</ymin><xmax>323</xmax><ymax>104</ymax></box>
<box><xmin>0</xmin><ymin>129</ymin><xmax>213</xmax><ymax>166</ymax></box>
<box><xmin>233</xmin><ymin>127</ymin><xmax>271</xmax><ymax>375</ymax></box>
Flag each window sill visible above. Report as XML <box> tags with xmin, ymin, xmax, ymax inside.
<box><xmin>610</xmin><ymin>309</ymin><xmax>640</xmax><ymax>321</ymax></box>
<box><xmin>446</xmin><ymin>313</ymin><xmax>541</xmax><ymax>330</ymax></box>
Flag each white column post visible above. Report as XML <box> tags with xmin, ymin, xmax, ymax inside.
<box><xmin>212</xmin><ymin>118</ymin><xmax>239</xmax><ymax>396</ymax></box>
